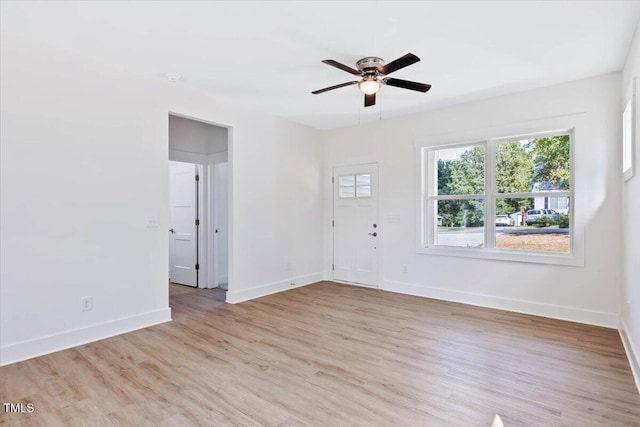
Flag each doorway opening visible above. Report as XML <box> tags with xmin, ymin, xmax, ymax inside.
<box><xmin>168</xmin><ymin>114</ymin><xmax>230</xmax><ymax>292</ymax></box>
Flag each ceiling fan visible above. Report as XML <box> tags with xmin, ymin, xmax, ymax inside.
<box><xmin>312</xmin><ymin>53</ymin><xmax>431</xmax><ymax>107</ymax></box>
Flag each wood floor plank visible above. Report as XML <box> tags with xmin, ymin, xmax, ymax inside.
<box><xmin>1</xmin><ymin>281</ymin><xmax>639</xmax><ymax>426</ymax></box>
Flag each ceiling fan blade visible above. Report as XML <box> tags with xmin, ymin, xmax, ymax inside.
<box><xmin>364</xmin><ymin>92</ymin><xmax>376</xmax><ymax>107</ymax></box>
<box><xmin>312</xmin><ymin>81</ymin><xmax>359</xmax><ymax>94</ymax></box>
<box><xmin>322</xmin><ymin>59</ymin><xmax>361</xmax><ymax>75</ymax></box>
<box><xmin>382</xmin><ymin>77</ymin><xmax>431</xmax><ymax>93</ymax></box>
<box><xmin>378</xmin><ymin>53</ymin><xmax>420</xmax><ymax>75</ymax></box>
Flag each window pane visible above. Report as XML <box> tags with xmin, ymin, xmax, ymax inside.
<box><xmin>496</xmin><ymin>140</ymin><xmax>534</xmax><ymax>193</ymax></box>
<box><xmin>436</xmin><ymin>145</ymin><xmax>485</xmax><ymax>195</ymax></box>
<box><xmin>496</xmin><ymin>135</ymin><xmax>570</xmax><ymax>193</ymax></box>
<box><xmin>435</xmin><ymin>199</ymin><xmax>484</xmax><ymax>248</ymax></box>
<box><xmin>496</xmin><ymin>197</ymin><xmax>534</xmax><ymax>226</ymax></box>
<box><xmin>496</xmin><ymin>198</ymin><xmax>570</xmax><ymax>254</ymax></box>
<box><xmin>529</xmin><ymin>135</ymin><xmax>570</xmax><ymax>191</ymax></box>
<box><xmin>356</xmin><ymin>173</ymin><xmax>371</xmax><ymax>185</ymax></box>
<box><xmin>356</xmin><ymin>185</ymin><xmax>371</xmax><ymax>198</ymax></box>
<box><xmin>339</xmin><ymin>187</ymin><xmax>355</xmax><ymax>198</ymax></box>
<box><xmin>339</xmin><ymin>175</ymin><xmax>355</xmax><ymax>186</ymax></box>
<box><xmin>623</xmin><ymin>99</ymin><xmax>633</xmax><ymax>172</ymax></box>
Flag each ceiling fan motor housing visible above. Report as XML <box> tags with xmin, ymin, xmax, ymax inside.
<box><xmin>356</xmin><ymin>57</ymin><xmax>385</xmax><ymax>76</ymax></box>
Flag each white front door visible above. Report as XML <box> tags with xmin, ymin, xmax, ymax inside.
<box><xmin>169</xmin><ymin>161</ymin><xmax>198</xmax><ymax>287</ymax></box>
<box><xmin>333</xmin><ymin>163</ymin><xmax>379</xmax><ymax>287</ymax></box>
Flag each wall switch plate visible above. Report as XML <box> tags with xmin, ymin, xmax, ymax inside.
<box><xmin>387</xmin><ymin>214</ymin><xmax>401</xmax><ymax>223</ymax></box>
<box><xmin>81</xmin><ymin>296</ymin><xmax>93</xmax><ymax>312</ymax></box>
<box><xmin>402</xmin><ymin>265</ymin><xmax>409</xmax><ymax>274</ymax></box>
<box><xmin>146</xmin><ymin>216</ymin><xmax>159</xmax><ymax>227</ymax></box>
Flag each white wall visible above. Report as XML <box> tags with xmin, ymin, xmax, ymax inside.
<box><xmin>226</xmin><ymin>113</ymin><xmax>324</xmax><ymax>302</ymax></box>
<box><xmin>323</xmin><ymin>73</ymin><xmax>623</xmax><ymax>328</ymax></box>
<box><xmin>1</xmin><ymin>5</ymin><xmax>631</xmax><ymax>370</ymax></box>
<box><xmin>621</xmin><ymin>18</ymin><xmax>640</xmax><ymax>390</ymax></box>
<box><xmin>0</xmin><ymin>33</ymin><xmax>323</xmax><ymax>365</ymax></box>
<box><xmin>169</xmin><ymin>114</ymin><xmax>228</xmax><ymax>155</ymax></box>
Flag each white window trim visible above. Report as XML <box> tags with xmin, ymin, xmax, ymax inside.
<box><xmin>415</xmin><ymin>118</ymin><xmax>584</xmax><ymax>267</ymax></box>
<box><xmin>623</xmin><ymin>77</ymin><xmax>636</xmax><ymax>182</ymax></box>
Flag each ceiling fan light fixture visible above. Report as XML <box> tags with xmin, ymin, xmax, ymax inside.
<box><xmin>358</xmin><ymin>79</ymin><xmax>380</xmax><ymax>95</ymax></box>
<box><xmin>312</xmin><ymin>53</ymin><xmax>429</xmax><ymax>108</ymax></box>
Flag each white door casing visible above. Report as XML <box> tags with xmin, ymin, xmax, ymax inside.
<box><xmin>213</xmin><ymin>162</ymin><xmax>229</xmax><ymax>286</ymax></box>
<box><xmin>333</xmin><ymin>163</ymin><xmax>379</xmax><ymax>287</ymax></box>
<box><xmin>169</xmin><ymin>161</ymin><xmax>198</xmax><ymax>287</ymax></box>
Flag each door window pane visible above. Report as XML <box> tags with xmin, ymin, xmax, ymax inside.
<box><xmin>356</xmin><ymin>173</ymin><xmax>371</xmax><ymax>185</ymax></box>
<box><xmin>339</xmin><ymin>174</ymin><xmax>372</xmax><ymax>198</ymax></box>
<box><xmin>339</xmin><ymin>175</ymin><xmax>355</xmax><ymax>186</ymax></box>
<box><xmin>339</xmin><ymin>186</ymin><xmax>355</xmax><ymax>198</ymax></box>
<box><xmin>356</xmin><ymin>186</ymin><xmax>371</xmax><ymax>197</ymax></box>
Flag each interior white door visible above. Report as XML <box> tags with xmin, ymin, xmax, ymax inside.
<box><xmin>333</xmin><ymin>163</ymin><xmax>379</xmax><ymax>286</ymax></box>
<box><xmin>169</xmin><ymin>161</ymin><xmax>198</xmax><ymax>287</ymax></box>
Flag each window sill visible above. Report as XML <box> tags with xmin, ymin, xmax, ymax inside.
<box><xmin>417</xmin><ymin>246</ymin><xmax>584</xmax><ymax>267</ymax></box>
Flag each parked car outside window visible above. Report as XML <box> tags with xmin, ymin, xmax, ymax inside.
<box><xmin>525</xmin><ymin>209</ymin><xmax>560</xmax><ymax>224</ymax></box>
<box><xmin>496</xmin><ymin>214</ymin><xmax>514</xmax><ymax>226</ymax></box>
<box><xmin>526</xmin><ymin>209</ymin><xmax>544</xmax><ymax>225</ymax></box>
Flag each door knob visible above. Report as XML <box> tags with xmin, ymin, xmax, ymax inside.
<box><xmin>368</xmin><ymin>232</ymin><xmax>377</xmax><ymax>237</ymax></box>
<box><xmin>169</xmin><ymin>228</ymin><xmax>175</xmax><ymax>233</ymax></box>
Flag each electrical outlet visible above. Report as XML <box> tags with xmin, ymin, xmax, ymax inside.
<box><xmin>402</xmin><ymin>265</ymin><xmax>409</xmax><ymax>274</ymax></box>
<box><xmin>286</xmin><ymin>262</ymin><xmax>291</xmax><ymax>272</ymax></box>
<box><xmin>81</xmin><ymin>296</ymin><xmax>93</xmax><ymax>312</ymax></box>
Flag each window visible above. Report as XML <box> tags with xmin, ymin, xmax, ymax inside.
<box><xmin>338</xmin><ymin>173</ymin><xmax>371</xmax><ymax>198</ymax></box>
<box><xmin>623</xmin><ymin>78</ymin><xmax>635</xmax><ymax>181</ymax></box>
<box><xmin>421</xmin><ymin>130</ymin><xmax>574</xmax><ymax>262</ymax></box>
<box><xmin>430</xmin><ymin>144</ymin><xmax>485</xmax><ymax>248</ymax></box>
<box><xmin>549</xmin><ymin>196</ymin><xmax>569</xmax><ymax>211</ymax></box>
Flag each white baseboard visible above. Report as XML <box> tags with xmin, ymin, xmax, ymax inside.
<box><xmin>619</xmin><ymin>319</ymin><xmax>640</xmax><ymax>393</ymax></box>
<box><xmin>226</xmin><ymin>272</ymin><xmax>323</xmax><ymax>304</ymax></box>
<box><xmin>0</xmin><ymin>308</ymin><xmax>172</xmax><ymax>367</ymax></box>
<box><xmin>382</xmin><ymin>280</ymin><xmax>618</xmax><ymax>328</ymax></box>
<box><xmin>331</xmin><ymin>279</ymin><xmax>378</xmax><ymax>289</ymax></box>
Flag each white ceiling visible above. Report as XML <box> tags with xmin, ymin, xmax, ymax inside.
<box><xmin>2</xmin><ymin>1</ymin><xmax>639</xmax><ymax>130</ymax></box>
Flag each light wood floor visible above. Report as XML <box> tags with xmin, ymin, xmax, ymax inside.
<box><xmin>1</xmin><ymin>282</ymin><xmax>639</xmax><ymax>426</ymax></box>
